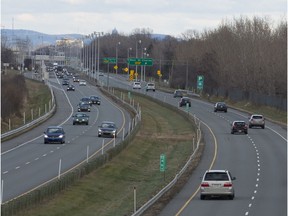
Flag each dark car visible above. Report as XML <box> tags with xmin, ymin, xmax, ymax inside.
<box><xmin>77</xmin><ymin>102</ymin><xmax>91</xmax><ymax>112</ymax></box>
<box><xmin>173</xmin><ymin>90</ymin><xmax>183</xmax><ymax>98</ymax></box>
<box><xmin>44</xmin><ymin>126</ymin><xmax>65</xmax><ymax>144</ymax></box>
<box><xmin>73</xmin><ymin>76</ymin><xmax>80</xmax><ymax>82</ymax></box>
<box><xmin>98</xmin><ymin>121</ymin><xmax>118</xmax><ymax>138</ymax></box>
<box><xmin>179</xmin><ymin>97</ymin><xmax>191</xmax><ymax>107</ymax></box>
<box><xmin>67</xmin><ymin>84</ymin><xmax>75</xmax><ymax>91</ymax></box>
<box><xmin>62</xmin><ymin>80</ymin><xmax>69</xmax><ymax>85</ymax></box>
<box><xmin>89</xmin><ymin>96</ymin><xmax>101</xmax><ymax>105</ymax></box>
<box><xmin>231</xmin><ymin>121</ymin><xmax>248</xmax><ymax>134</ymax></box>
<box><xmin>214</xmin><ymin>102</ymin><xmax>228</xmax><ymax>112</ymax></box>
<box><xmin>73</xmin><ymin>112</ymin><xmax>89</xmax><ymax>125</ymax></box>
<box><xmin>81</xmin><ymin>97</ymin><xmax>92</xmax><ymax>106</ymax></box>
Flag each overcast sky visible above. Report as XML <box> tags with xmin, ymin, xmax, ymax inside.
<box><xmin>1</xmin><ymin>0</ymin><xmax>287</xmax><ymax>36</ymax></box>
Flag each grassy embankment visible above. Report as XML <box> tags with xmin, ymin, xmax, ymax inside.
<box><xmin>17</xmin><ymin>91</ymin><xmax>197</xmax><ymax>216</ymax></box>
<box><xmin>1</xmin><ymin>70</ymin><xmax>52</xmax><ymax>133</ymax></box>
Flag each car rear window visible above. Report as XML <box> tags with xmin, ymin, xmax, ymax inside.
<box><xmin>252</xmin><ymin>116</ymin><xmax>263</xmax><ymax>119</ymax></box>
<box><xmin>205</xmin><ymin>172</ymin><xmax>229</xmax><ymax>181</ymax></box>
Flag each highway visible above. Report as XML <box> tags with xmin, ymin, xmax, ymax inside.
<box><xmin>2</xmin><ymin>71</ymin><xmax>286</xmax><ymax>216</ymax></box>
<box><xmin>103</xmin><ymin>74</ymin><xmax>287</xmax><ymax>216</ymax></box>
<box><xmin>1</xmin><ymin>72</ymin><xmax>132</xmax><ymax>202</ymax></box>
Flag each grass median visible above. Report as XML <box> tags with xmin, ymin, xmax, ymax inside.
<box><xmin>18</xmin><ymin>91</ymin><xmax>197</xmax><ymax>216</ymax></box>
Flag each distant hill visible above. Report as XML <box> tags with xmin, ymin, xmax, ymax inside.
<box><xmin>1</xmin><ymin>29</ymin><xmax>83</xmax><ymax>48</ymax></box>
<box><xmin>1</xmin><ymin>29</ymin><xmax>168</xmax><ymax>49</ymax></box>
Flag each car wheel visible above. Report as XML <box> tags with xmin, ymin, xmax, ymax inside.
<box><xmin>86</xmin><ymin>122</ymin><xmax>88</xmax><ymax>125</ymax></box>
<box><xmin>44</xmin><ymin>141</ymin><xmax>48</xmax><ymax>144</ymax></box>
<box><xmin>249</xmin><ymin>125</ymin><xmax>252</xmax><ymax>128</ymax></box>
<box><xmin>229</xmin><ymin>194</ymin><xmax>234</xmax><ymax>200</ymax></box>
<box><xmin>225</xmin><ymin>110</ymin><xmax>227</xmax><ymax>113</ymax></box>
<box><xmin>262</xmin><ymin>125</ymin><xmax>265</xmax><ymax>129</ymax></box>
<box><xmin>200</xmin><ymin>195</ymin><xmax>206</xmax><ymax>200</ymax></box>
<box><xmin>231</xmin><ymin>131</ymin><xmax>234</xmax><ymax>134</ymax></box>
<box><xmin>73</xmin><ymin>122</ymin><xmax>75</xmax><ymax>125</ymax></box>
<box><xmin>214</xmin><ymin>110</ymin><xmax>217</xmax><ymax>112</ymax></box>
<box><xmin>245</xmin><ymin>131</ymin><xmax>248</xmax><ymax>134</ymax></box>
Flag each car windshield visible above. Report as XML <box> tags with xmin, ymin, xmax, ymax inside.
<box><xmin>102</xmin><ymin>123</ymin><xmax>115</xmax><ymax>128</ymax></box>
<box><xmin>75</xmin><ymin>114</ymin><xmax>85</xmax><ymax>117</ymax></box>
<box><xmin>205</xmin><ymin>172</ymin><xmax>229</xmax><ymax>181</ymax></box>
<box><xmin>47</xmin><ymin>128</ymin><xmax>62</xmax><ymax>133</ymax></box>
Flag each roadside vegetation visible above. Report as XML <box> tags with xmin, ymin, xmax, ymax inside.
<box><xmin>1</xmin><ymin>69</ymin><xmax>52</xmax><ymax>133</ymax></box>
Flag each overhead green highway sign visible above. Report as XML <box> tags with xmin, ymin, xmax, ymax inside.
<box><xmin>103</xmin><ymin>58</ymin><xmax>116</xmax><ymax>64</ymax></box>
<box><xmin>128</xmin><ymin>58</ymin><xmax>153</xmax><ymax>66</ymax></box>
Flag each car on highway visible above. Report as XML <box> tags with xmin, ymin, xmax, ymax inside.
<box><xmin>248</xmin><ymin>114</ymin><xmax>265</xmax><ymax>129</ymax></box>
<box><xmin>89</xmin><ymin>95</ymin><xmax>101</xmax><ymax>105</ymax></box>
<box><xmin>72</xmin><ymin>112</ymin><xmax>89</xmax><ymax>125</ymax></box>
<box><xmin>231</xmin><ymin>120</ymin><xmax>248</xmax><ymax>134</ymax></box>
<box><xmin>73</xmin><ymin>76</ymin><xmax>80</xmax><ymax>82</ymax></box>
<box><xmin>67</xmin><ymin>84</ymin><xmax>75</xmax><ymax>91</ymax></box>
<box><xmin>179</xmin><ymin>97</ymin><xmax>191</xmax><ymax>107</ymax></box>
<box><xmin>200</xmin><ymin>169</ymin><xmax>236</xmax><ymax>200</ymax></box>
<box><xmin>80</xmin><ymin>97</ymin><xmax>92</xmax><ymax>105</ymax></box>
<box><xmin>132</xmin><ymin>81</ymin><xmax>141</xmax><ymax>89</ymax></box>
<box><xmin>77</xmin><ymin>102</ymin><xmax>91</xmax><ymax>112</ymax></box>
<box><xmin>44</xmin><ymin>126</ymin><xmax>65</xmax><ymax>144</ymax></box>
<box><xmin>79</xmin><ymin>80</ymin><xmax>87</xmax><ymax>86</ymax></box>
<box><xmin>173</xmin><ymin>90</ymin><xmax>183</xmax><ymax>98</ymax></box>
<box><xmin>214</xmin><ymin>102</ymin><xmax>228</xmax><ymax>112</ymax></box>
<box><xmin>62</xmin><ymin>80</ymin><xmax>69</xmax><ymax>85</ymax></box>
<box><xmin>98</xmin><ymin>121</ymin><xmax>118</xmax><ymax>138</ymax></box>
<box><xmin>145</xmin><ymin>82</ymin><xmax>155</xmax><ymax>91</ymax></box>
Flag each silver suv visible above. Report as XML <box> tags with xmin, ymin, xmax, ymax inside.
<box><xmin>146</xmin><ymin>82</ymin><xmax>155</xmax><ymax>91</ymax></box>
<box><xmin>249</xmin><ymin>114</ymin><xmax>265</xmax><ymax>129</ymax></box>
<box><xmin>200</xmin><ymin>170</ymin><xmax>236</xmax><ymax>200</ymax></box>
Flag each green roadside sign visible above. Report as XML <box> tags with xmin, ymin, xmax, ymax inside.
<box><xmin>160</xmin><ymin>154</ymin><xmax>167</xmax><ymax>172</ymax></box>
<box><xmin>103</xmin><ymin>58</ymin><xmax>116</xmax><ymax>64</ymax></box>
<box><xmin>128</xmin><ymin>58</ymin><xmax>153</xmax><ymax>66</ymax></box>
<box><xmin>197</xmin><ymin>75</ymin><xmax>204</xmax><ymax>90</ymax></box>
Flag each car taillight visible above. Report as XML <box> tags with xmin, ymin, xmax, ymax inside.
<box><xmin>224</xmin><ymin>182</ymin><xmax>232</xmax><ymax>187</ymax></box>
<box><xmin>201</xmin><ymin>182</ymin><xmax>209</xmax><ymax>187</ymax></box>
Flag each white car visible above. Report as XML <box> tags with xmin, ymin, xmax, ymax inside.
<box><xmin>146</xmin><ymin>82</ymin><xmax>155</xmax><ymax>91</ymax></box>
<box><xmin>132</xmin><ymin>82</ymin><xmax>141</xmax><ymax>89</ymax></box>
<box><xmin>79</xmin><ymin>80</ymin><xmax>86</xmax><ymax>86</ymax></box>
<box><xmin>200</xmin><ymin>170</ymin><xmax>236</xmax><ymax>200</ymax></box>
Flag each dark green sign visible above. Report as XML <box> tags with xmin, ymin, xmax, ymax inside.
<box><xmin>197</xmin><ymin>75</ymin><xmax>204</xmax><ymax>90</ymax></box>
<box><xmin>160</xmin><ymin>154</ymin><xmax>167</xmax><ymax>172</ymax></box>
<box><xmin>128</xmin><ymin>58</ymin><xmax>153</xmax><ymax>66</ymax></box>
<box><xmin>103</xmin><ymin>58</ymin><xmax>116</xmax><ymax>64</ymax></box>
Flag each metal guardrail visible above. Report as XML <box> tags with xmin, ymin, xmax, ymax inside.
<box><xmin>131</xmin><ymin>111</ymin><xmax>202</xmax><ymax>216</ymax></box>
<box><xmin>1</xmin><ymin>83</ymin><xmax>55</xmax><ymax>140</ymax></box>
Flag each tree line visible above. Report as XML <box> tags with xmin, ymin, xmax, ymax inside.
<box><xmin>2</xmin><ymin>16</ymin><xmax>286</xmax><ymax>110</ymax></box>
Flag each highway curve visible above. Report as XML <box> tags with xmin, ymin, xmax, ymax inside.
<box><xmin>1</xmin><ymin>72</ymin><xmax>132</xmax><ymax>202</ymax></box>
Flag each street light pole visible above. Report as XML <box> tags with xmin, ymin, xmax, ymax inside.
<box><xmin>135</xmin><ymin>40</ymin><xmax>141</xmax><ymax>81</ymax></box>
<box><xmin>116</xmin><ymin>42</ymin><xmax>120</xmax><ymax>74</ymax></box>
<box><xmin>127</xmin><ymin>47</ymin><xmax>132</xmax><ymax>80</ymax></box>
<box><xmin>95</xmin><ymin>32</ymin><xmax>103</xmax><ymax>82</ymax></box>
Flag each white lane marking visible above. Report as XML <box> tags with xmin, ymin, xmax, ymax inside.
<box><xmin>15</xmin><ymin>166</ymin><xmax>20</xmax><ymax>170</ymax></box>
<box><xmin>25</xmin><ymin>162</ymin><xmax>30</xmax><ymax>165</ymax></box>
<box><xmin>35</xmin><ymin>158</ymin><xmax>39</xmax><ymax>161</ymax></box>
<box><xmin>3</xmin><ymin>171</ymin><xmax>8</xmax><ymax>174</ymax></box>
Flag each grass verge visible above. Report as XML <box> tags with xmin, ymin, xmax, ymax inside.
<box><xmin>1</xmin><ymin>71</ymin><xmax>52</xmax><ymax>133</ymax></box>
<box><xmin>16</xmin><ymin>91</ymin><xmax>197</xmax><ymax>216</ymax></box>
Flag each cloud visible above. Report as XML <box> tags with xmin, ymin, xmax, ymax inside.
<box><xmin>16</xmin><ymin>13</ymin><xmax>35</xmax><ymax>22</ymax></box>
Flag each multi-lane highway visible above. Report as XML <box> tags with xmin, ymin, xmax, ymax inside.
<box><xmin>2</xmin><ymin>71</ymin><xmax>286</xmax><ymax>216</ymax></box>
<box><xmin>103</xmin><ymin>74</ymin><xmax>287</xmax><ymax>216</ymax></box>
<box><xmin>1</xmin><ymin>72</ymin><xmax>131</xmax><ymax>202</ymax></box>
